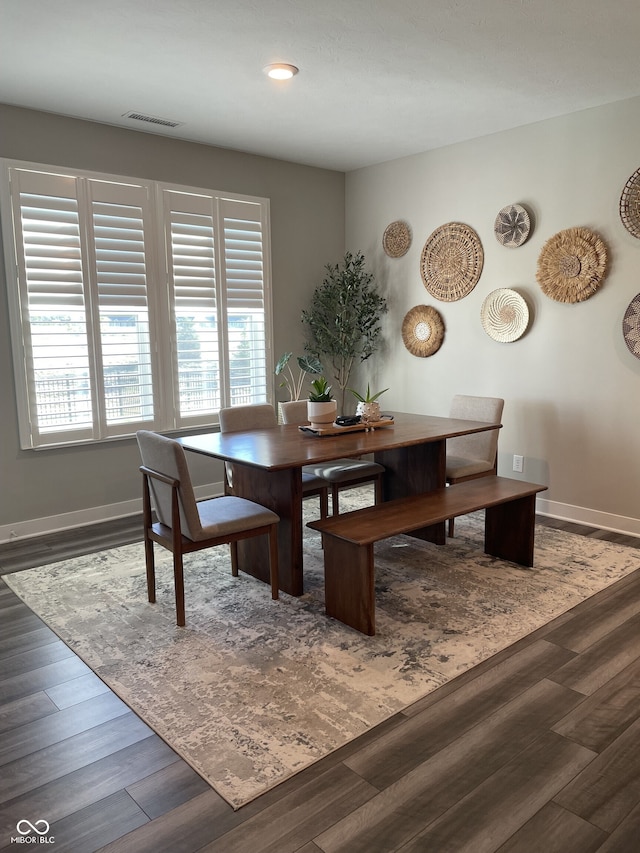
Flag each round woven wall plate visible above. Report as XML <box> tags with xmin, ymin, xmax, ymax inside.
<box><xmin>494</xmin><ymin>204</ymin><xmax>531</xmax><ymax>248</ymax></box>
<box><xmin>623</xmin><ymin>293</ymin><xmax>640</xmax><ymax>359</ymax></box>
<box><xmin>383</xmin><ymin>220</ymin><xmax>412</xmax><ymax>257</ymax></box>
<box><xmin>401</xmin><ymin>305</ymin><xmax>444</xmax><ymax>357</ymax></box>
<box><xmin>420</xmin><ymin>222</ymin><xmax>484</xmax><ymax>301</ymax></box>
<box><xmin>536</xmin><ymin>227</ymin><xmax>608</xmax><ymax>303</ymax></box>
<box><xmin>481</xmin><ymin>288</ymin><xmax>529</xmax><ymax>342</ymax></box>
<box><xmin>620</xmin><ymin>167</ymin><xmax>640</xmax><ymax>239</ymax></box>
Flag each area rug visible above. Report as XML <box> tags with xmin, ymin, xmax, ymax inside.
<box><xmin>3</xmin><ymin>489</ymin><xmax>639</xmax><ymax>809</ymax></box>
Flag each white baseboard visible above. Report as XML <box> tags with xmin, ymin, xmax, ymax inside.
<box><xmin>1</xmin><ymin>488</ymin><xmax>639</xmax><ymax>545</ymax></box>
<box><xmin>0</xmin><ymin>482</ymin><xmax>224</xmax><ymax>544</ymax></box>
<box><xmin>536</xmin><ymin>497</ymin><xmax>640</xmax><ymax>539</ymax></box>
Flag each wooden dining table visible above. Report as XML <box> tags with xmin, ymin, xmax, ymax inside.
<box><xmin>178</xmin><ymin>411</ymin><xmax>501</xmax><ymax>596</ymax></box>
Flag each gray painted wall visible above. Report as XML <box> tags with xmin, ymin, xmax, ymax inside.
<box><xmin>3</xmin><ymin>97</ymin><xmax>639</xmax><ymax>540</ymax></box>
<box><xmin>0</xmin><ymin>105</ymin><xmax>345</xmax><ymax>539</ymax></box>
<box><xmin>345</xmin><ymin>95</ymin><xmax>640</xmax><ymax>535</ymax></box>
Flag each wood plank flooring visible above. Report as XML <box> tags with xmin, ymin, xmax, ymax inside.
<box><xmin>0</xmin><ymin>515</ymin><xmax>639</xmax><ymax>852</ymax></box>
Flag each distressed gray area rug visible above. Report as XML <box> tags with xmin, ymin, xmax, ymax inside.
<box><xmin>4</xmin><ymin>488</ymin><xmax>639</xmax><ymax>809</ymax></box>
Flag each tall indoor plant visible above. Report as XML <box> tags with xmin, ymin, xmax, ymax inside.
<box><xmin>302</xmin><ymin>251</ymin><xmax>387</xmax><ymax>413</ymax></box>
<box><xmin>274</xmin><ymin>352</ymin><xmax>322</xmax><ymax>400</ymax></box>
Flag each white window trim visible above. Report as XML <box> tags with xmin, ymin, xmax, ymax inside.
<box><xmin>0</xmin><ymin>159</ymin><xmax>274</xmax><ymax>449</ymax></box>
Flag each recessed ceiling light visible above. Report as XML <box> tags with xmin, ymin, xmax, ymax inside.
<box><xmin>263</xmin><ymin>63</ymin><xmax>299</xmax><ymax>80</ymax></box>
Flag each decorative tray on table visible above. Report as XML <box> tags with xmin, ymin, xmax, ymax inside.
<box><xmin>299</xmin><ymin>415</ymin><xmax>394</xmax><ymax>437</ymax></box>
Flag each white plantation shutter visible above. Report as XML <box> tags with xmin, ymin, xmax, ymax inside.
<box><xmin>9</xmin><ymin>170</ymin><xmax>94</xmax><ymax>444</ymax></box>
<box><xmin>88</xmin><ymin>181</ymin><xmax>155</xmax><ymax>433</ymax></box>
<box><xmin>163</xmin><ymin>189</ymin><xmax>220</xmax><ymax>422</ymax></box>
<box><xmin>1</xmin><ymin>161</ymin><xmax>272</xmax><ymax>448</ymax></box>
<box><xmin>221</xmin><ymin>198</ymin><xmax>269</xmax><ymax>407</ymax></box>
<box><xmin>161</xmin><ymin>189</ymin><xmax>271</xmax><ymax>425</ymax></box>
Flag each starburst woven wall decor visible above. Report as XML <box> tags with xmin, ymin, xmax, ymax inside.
<box><xmin>536</xmin><ymin>227</ymin><xmax>608</xmax><ymax>303</ymax></box>
<box><xmin>401</xmin><ymin>305</ymin><xmax>444</xmax><ymax>357</ymax></box>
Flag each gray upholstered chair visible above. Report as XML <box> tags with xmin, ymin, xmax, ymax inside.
<box><xmin>218</xmin><ymin>403</ymin><xmax>329</xmax><ymax>519</ymax></box>
<box><xmin>446</xmin><ymin>395</ymin><xmax>504</xmax><ymax>536</ymax></box>
<box><xmin>279</xmin><ymin>400</ymin><xmax>385</xmax><ymax>516</ymax></box>
<box><xmin>137</xmin><ymin>430</ymin><xmax>279</xmax><ymax>627</ymax></box>
<box><xmin>219</xmin><ymin>403</ymin><xmax>277</xmax><ymax>433</ymax></box>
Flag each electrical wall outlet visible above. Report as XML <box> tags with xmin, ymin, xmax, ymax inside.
<box><xmin>513</xmin><ymin>454</ymin><xmax>524</xmax><ymax>473</ymax></box>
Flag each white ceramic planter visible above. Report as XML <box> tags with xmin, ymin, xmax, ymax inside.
<box><xmin>307</xmin><ymin>400</ymin><xmax>337</xmax><ymax>428</ymax></box>
<box><xmin>356</xmin><ymin>401</ymin><xmax>381</xmax><ymax>424</ymax></box>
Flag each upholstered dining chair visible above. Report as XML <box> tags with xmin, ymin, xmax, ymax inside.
<box><xmin>218</xmin><ymin>403</ymin><xmax>329</xmax><ymax>519</ymax></box>
<box><xmin>279</xmin><ymin>400</ymin><xmax>385</xmax><ymax>516</ymax></box>
<box><xmin>446</xmin><ymin>395</ymin><xmax>505</xmax><ymax>536</ymax></box>
<box><xmin>136</xmin><ymin>430</ymin><xmax>279</xmax><ymax>627</ymax></box>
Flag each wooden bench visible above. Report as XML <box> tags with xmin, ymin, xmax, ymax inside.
<box><xmin>307</xmin><ymin>475</ymin><xmax>548</xmax><ymax>636</ymax></box>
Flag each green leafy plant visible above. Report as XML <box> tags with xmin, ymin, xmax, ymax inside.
<box><xmin>308</xmin><ymin>376</ymin><xmax>333</xmax><ymax>403</ymax></box>
<box><xmin>275</xmin><ymin>352</ymin><xmax>322</xmax><ymax>400</ymax></box>
<box><xmin>302</xmin><ymin>251</ymin><xmax>387</xmax><ymax>412</ymax></box>
<box><xmin>348</xmin><ymin>383</ymin><xmax>388</xmax><ymax>403</ymax></box>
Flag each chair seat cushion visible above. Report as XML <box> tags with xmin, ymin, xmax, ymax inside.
<box><xmin>446</xmin><ymin>455</ymin><xmax>495</xmax><ymax>479</ymax></box>
<box><xmin>304</xmin><ymin>458</ymin><xmax>384</xmax><ymax>484</ymax></box>
<box><xmin>195</xmin><ymin>496</ymin><xmax>279</xmax><ymax>540</ymax></box>
<box><xmin>302</xmin><ymin>471</ymin><xmax>328</xmax><ymax>491</ymax></box>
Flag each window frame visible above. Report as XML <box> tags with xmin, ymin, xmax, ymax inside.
<box><xmin>0</xmin><ymin>159</ymin><xmax>274</xmax><ymax>450</ymax></box>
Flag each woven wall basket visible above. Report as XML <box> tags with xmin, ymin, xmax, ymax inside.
<box><xmin>401</xmin><ymin>305</ymin><xmax>444</xmax><ymax>357</ymax></box>
<box><xmin>383</xmin><ymin>220</ymin><xmax>412</xmax><ymax>257</ymax></box>
<box><xmin>623</xmin><ymin>293</ymin><xmax>640</xmax><ymax>359</ymax></box>
<box><xmin>420</xmin><ymin>222</ymin><xmax>484</xmax><ymax>301</ymax></box>
<box><xmin>480</xmin><ymin>288</ymin><xmax>529</xmax><ymax>342</ymax></box>
<box><xmin>620</xmin><ymin>167</ymin><xmax>640</xmax><ymax>239</ymax></box>
<box><xmin>494</xmin><ymin>203</ymin><xmax>531</xmax><ymax>248</ymax></box>
<box><xmin>536</xmin><ymin>227</ymin><xmax>608</xmax><ymax>303</ymax></box>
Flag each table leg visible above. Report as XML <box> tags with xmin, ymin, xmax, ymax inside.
<box><xmin>375</xmin><ymin>439</ymin><xmax>446</xmax><ymax>545</ymax></box>
<box><xmin>230</xmin><ymin>463</ymin><xmax>304</xmax><ymax>596</ymax></box>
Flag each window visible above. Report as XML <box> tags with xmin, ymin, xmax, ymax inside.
<box><xmin>0</xmin><ymin>161</ymin><xmax>273</xmax><ymax>448</ymax></box>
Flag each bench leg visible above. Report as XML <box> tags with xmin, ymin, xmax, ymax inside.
<box><xmin>484</xmin><ymin>495</ymin><xmax>537</xmax><ymax>566</ymax></box>
<box><xmin>322</xmin><ymin>535</ymin><xmax>376</xmax><ymax>636</ymax></box>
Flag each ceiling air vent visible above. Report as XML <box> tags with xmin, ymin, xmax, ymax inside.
<box><xmin>122</xmin><ymin>111</ymin><xmax>183</xmax><ymax>128</ymax></box>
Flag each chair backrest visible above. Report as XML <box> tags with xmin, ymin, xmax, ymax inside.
<box><xmin>218</xmin><ymin>403</ymin><xmax>277</xmax><ymax>433</ymax></box>
<box><xmin>279</xmin><ymin>400</ymin><xmax>310</xmax><ymax>426</ymax></box>
<box><xmin>136</xmin><ymin>430</ymin><xmax>202</xmax><ymax>539</ymax></box>
<box><xmin>447</xmin><ymin>395</ymin><xmax>504</xmax><ymax>464</ymax></box>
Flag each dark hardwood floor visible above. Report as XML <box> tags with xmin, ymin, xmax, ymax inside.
<box><xmin>1</xmin><ymin>515</ymin><xmax>640</xmax><ymax>852</ymax></box>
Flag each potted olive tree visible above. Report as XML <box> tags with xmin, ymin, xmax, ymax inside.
<box><xmin>302</xmin><ymin>251</ymin><xmax>387</xmax><ymax>414</ymax></box>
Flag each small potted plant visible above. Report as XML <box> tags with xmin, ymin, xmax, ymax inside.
<box><xmin>348</xmin><ymin>383</ymin><xmax>388</xmax><ymax>425</ymax></box>
<box><xmin>307</xmin><ymin>376</ymin><xmax>337</xmax><ymax>429</ymax></box>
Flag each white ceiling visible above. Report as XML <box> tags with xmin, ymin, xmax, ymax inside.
<box><xmin>2</xmin><ymin>0</ymin><xmax>640</xmax><ymax>172</ymax></box>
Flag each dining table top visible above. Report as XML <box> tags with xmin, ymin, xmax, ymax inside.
<box><xmin>177</xmin><ymin>411</ymin><xmax>502</xmax><ymax>471</ymax></box>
